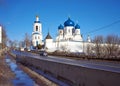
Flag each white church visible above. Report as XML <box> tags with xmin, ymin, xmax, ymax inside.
<box><xmin>32</xmin><ymin>16</ymin><xmax>91</xmax><ymax>53</ymax></box>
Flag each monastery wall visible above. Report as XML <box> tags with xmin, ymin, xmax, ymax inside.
<box><xmin>45</xmin><ymin>40</ymin><xmax>90</xmax><ymax>53</ymax></box>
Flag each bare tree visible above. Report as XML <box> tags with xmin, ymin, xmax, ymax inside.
<box><xmin>93</xmin><ymin>35</ymin><xmax>104</xmax><ymax>58</ymax></box>
<box><xmin>18</xmin><ymin>41</ymin><xmax>24</xmax><ymax>48</ymax></box>
<box><xmin>105</xmin><ymin>35</ymin><xmax>120</xmax><ymax>59</ymax></box>
<box><xmin>86</xmin><ymin>43</ymin><xmax>92</xmax><ymax>56</ymax></box>
<box><xmin>8</xmin><ymin>40</ymin><xmax>13</xmax><ymax>49</ymax></box>
<box><xmin>24</xmin><ymin>33</ymin><xmax>31</xmax><ymax>49</ymax></box>
<box><xmin>8</xmin><ymin>40</ymin><xmax>18</xmax><ymax>50</ymax></box>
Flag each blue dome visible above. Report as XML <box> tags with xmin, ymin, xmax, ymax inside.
<box><xmin>34</xmin><ymin>21</ymin><xmax>41</xmax><ymax>23</ymax></box>
<box><xmin>75</xmin><ymin>24</ymin><xmax>80</xmax><ymax>29</ymax></box>
<box><xmin>58</xmin><ymin>24</ymin><xmax>64</xmax><ymax>29</ymax></box>
<box><xmin>64</xmin><ymin>18</ymin><xmax>75</xmax><ymax>27</ymax></box>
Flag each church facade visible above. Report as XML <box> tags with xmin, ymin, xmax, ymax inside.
<box><xmin>32</xmin><ymin>16</ymin><xmax>91</xmax><ymax>53</ymax></box>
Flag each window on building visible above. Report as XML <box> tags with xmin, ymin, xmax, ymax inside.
<box><xmin>60</xmin><ymin>31</ymin><xmax>62</xmax><ymax>34</ymax></box>
<box><xmin>36</xmin><ymin>26</ymin><xmax>38</xmax><ymax>31</ymax></box>
<box><xmin>64</xmin><ymin>29</ymin><xmax>66</xmax><ymax>34</ymax></box>
<box><xmin>72</xmin><ymin>28</ymin><xmax>75</xmax><ymax>35</ymax></box>
<box><xmin>35</xmin><ymin>36</ymin><xmax>37</xmax><ymax>39</ymax></box>
<box><xmin>72</xmin><ymin>28</ymin><xmax>75</xmax><ymax>33</ymax></box>
<box><xmin>76</xmin><ymin>30</ymin><xmax>79</xmax><ymax>33</ymax></box>
<box><xmin>68</xmin><ymin>29</ymin><xmax>70</xmax><ymax>33</ymax></box>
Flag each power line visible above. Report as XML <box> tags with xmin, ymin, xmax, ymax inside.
<box><xmin>85</xmin><ymin>19</ymin><xmax>120</xmax><ymax>35</ymax></box>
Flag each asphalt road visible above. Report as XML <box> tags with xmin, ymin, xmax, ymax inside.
<box><xmin>12</xmin><ymin>50</ymin><xmax>120</xmax><ymax>73</ymax></box>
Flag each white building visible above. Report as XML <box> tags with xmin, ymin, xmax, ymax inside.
<box><xmin>32</xmin><ymin>16</ymin><xmax>43</xmax><ymax>47</ymax></box>
<box><xmin>44</xmin><ymin>17</ymin><xmax>91</xmax><ymax>53</ymax></box>
<box><xmin>56</xmin><ymin>17</ymin><xmax>83</xmax><ymax>41</ymax></box>
<box><xmin>31</xmin><ymin>16</ymin><xmax>92</xmax><ymax>53</ymax></box>
<box><xmin>0</xmin><ymin>26</ymin><xmax>2</xmax><ymax>44</ymax></box>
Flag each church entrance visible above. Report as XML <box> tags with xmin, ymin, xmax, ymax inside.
<box><xmin>36</xmin><ymin>41</ymin><xmax>38</xmax><ymax>46</ymax></box>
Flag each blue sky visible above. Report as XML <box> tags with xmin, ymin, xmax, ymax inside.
<box><xmin>0</xmin><ymin>0</ymin><xmax>120</xmax><ymax>41</ymax></box>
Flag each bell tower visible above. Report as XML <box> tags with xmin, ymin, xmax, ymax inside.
<box><xmin>32</xmin><ymin>16</ymin><xmax>43</xmax><ymax>47</ymax></box>
<box><xmin>33</xmin><ymin>16</ymin><xmax>42</xmax><ymax>34</ymax></box>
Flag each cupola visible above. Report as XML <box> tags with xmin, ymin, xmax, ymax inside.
<box><xmin>75</xmin><ymin>24</ymin><xmax>80</xmax><ymax>29</ymax></box>
<box><xmin>64</xmin><ymin>17</ymin><xmax>75</xmax><ymax>27</ymax></box>
<box><xmin>58</xmin><ymin>24</ymin><xmax>64</xmax><ymax>29</ymax></box>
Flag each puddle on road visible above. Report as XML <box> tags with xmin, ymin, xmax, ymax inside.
<box><xmin>5</xmin><ymin>56</ymin><xmax>38</xmax><ymax>86</ymax></box>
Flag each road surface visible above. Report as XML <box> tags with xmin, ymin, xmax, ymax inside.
<box><xmin>12</xmin><ymin>50</ymin><xmax>120</xmax><ymax>73</ymax></box>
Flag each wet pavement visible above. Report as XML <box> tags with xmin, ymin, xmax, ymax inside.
<box><xmin>5</xmin><ymin>55</ymin><xmax>39</xmax><ymax>86</ymax></box>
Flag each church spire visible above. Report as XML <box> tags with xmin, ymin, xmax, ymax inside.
<box><xmin>45</xmin><ymin>32</ymin><xmax>52</xmax><ymax>39</ymax></box>
<box><xmin>87</xmin><ymin>35</ymin><xmax>91</xmax><ymax>42</ymax></box>
<box><xmin>36</xmin><ymin>15</ymin><xmax>39</xmax><ymax>21</ymax></box>
<box><xmin>34</xmin><ymin>15</ymin><xmax>40</xmax><ymax>23</ymax></box>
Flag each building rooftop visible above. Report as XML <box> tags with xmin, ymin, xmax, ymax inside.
<box><xmin>45</xmin><ymin>32</ymin><xmax>52</xmax><ymax>39</ymax></box>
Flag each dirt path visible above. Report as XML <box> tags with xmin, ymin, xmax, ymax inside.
<box><xmin>0</xmin><ymin>55</ymin><xmax>15</xmax><ymax>86</ymax></box>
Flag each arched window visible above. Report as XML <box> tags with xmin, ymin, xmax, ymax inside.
<box><xmin>72</xmin><ymin>28</ymin><xmax>75</xmax><ymax>33</ymax></box>
<box><xmin>60</xmin><ymin>31</ymin><xmax>62</xmax><ymax>34</ymax></box>
<box><xmin>36</xmin><ymin>26</ymin><xmax>38</xmax><ymax>31</ymax></box>
<box><xmin>35</xmin><ymin>36</ymin><xmax>37</xmax><ymax>39</ymax></box>
<box><xmin>68</xmin><ymin>29</ymin><xmax>70</xmax><ymax>33</ymax></box>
